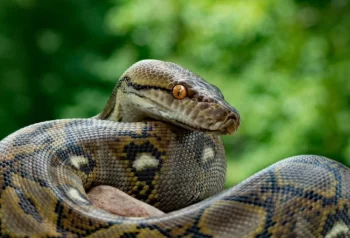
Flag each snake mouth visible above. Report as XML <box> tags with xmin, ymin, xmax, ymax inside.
<box><xmin>136</xmin><ymin>95</ymin><xmax>241</xmax><ymax>135</ymax></box>
<box><xmin>151</xmin><ymin>107</ymin><xmax>240</xmax><ymax>135</ymax></box>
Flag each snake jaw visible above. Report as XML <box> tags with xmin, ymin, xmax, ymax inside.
<box><xmin>132</xmin><ymin>94</ymin><xmax>240</xmax><ymax>135</ymax></box>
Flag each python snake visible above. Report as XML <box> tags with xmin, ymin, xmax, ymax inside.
<box><xmin>0</xmin><ymin>60</ymin><xmax>349</xmax><ymax>237</ymax></box>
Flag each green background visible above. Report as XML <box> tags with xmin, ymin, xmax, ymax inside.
<box><xmin>0</xmin><ymin>0</ymin><xmax>349</xmax><ymax>186</ymax></box>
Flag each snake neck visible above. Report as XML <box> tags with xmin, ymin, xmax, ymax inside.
<box><xmin>97</xmin><ymin>81</ymin><xmax>147</xmax><ymax>122</ymax></box>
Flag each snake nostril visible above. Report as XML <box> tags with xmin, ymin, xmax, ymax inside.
<box><xmin>232</xmin><ymin>113</ymin><xmax>240</xmax><ymax>123</ymax></box>
<box><xmin>227</xmin><ymin>112</ymin><xmax>240</xmax><ymax>129</ymax></box>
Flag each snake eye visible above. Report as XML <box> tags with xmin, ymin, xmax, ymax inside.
<box><xmin>172</xmin><ymin>85</ymin><xmax>187</xmax><ymax>100</ymax></box>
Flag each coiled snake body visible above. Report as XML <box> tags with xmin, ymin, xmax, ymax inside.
<box><xmin>0</xmin><ymin>60</ymin><xmax>349</xmax><ymax>237</ymax></box>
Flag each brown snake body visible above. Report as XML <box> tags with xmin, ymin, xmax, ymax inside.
<box><xmin>0</xmin><ymin>60</ymin><xmax>349</xmax><ymax>237</ymax></box>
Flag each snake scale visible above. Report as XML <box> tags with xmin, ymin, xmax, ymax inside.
<box><xmin>0</xmin><ymin>60</ymin><xmax>349</xmax><ymax>237</ymax></box>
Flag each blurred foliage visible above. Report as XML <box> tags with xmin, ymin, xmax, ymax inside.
<box><xmin>0</xmin><ymin>0</ymin><xmax>349</xmax><ymax>186</ymax></box>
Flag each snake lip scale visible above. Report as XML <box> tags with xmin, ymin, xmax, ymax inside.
<box><xmin>0</xmin><ymin>59</ymin><xmax>349</xmax><ymax>237</ymax></box>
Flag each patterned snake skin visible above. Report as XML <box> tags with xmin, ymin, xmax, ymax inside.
<box><xmin>0</xmin><ymin>60</ymin><xmax>349</xmax><ymax>237</ymax></box>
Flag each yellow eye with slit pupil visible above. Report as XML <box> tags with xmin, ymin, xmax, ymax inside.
<box><xmin>172</xmin><ymin>85</ymin><xmax>187</xmax><ymax>100</ymax></box>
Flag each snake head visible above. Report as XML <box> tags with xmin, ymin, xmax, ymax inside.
<box><xmin>102</xmin><ymin>60</ymin><xmax>240</xmax><ymax>134</ymax></box>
